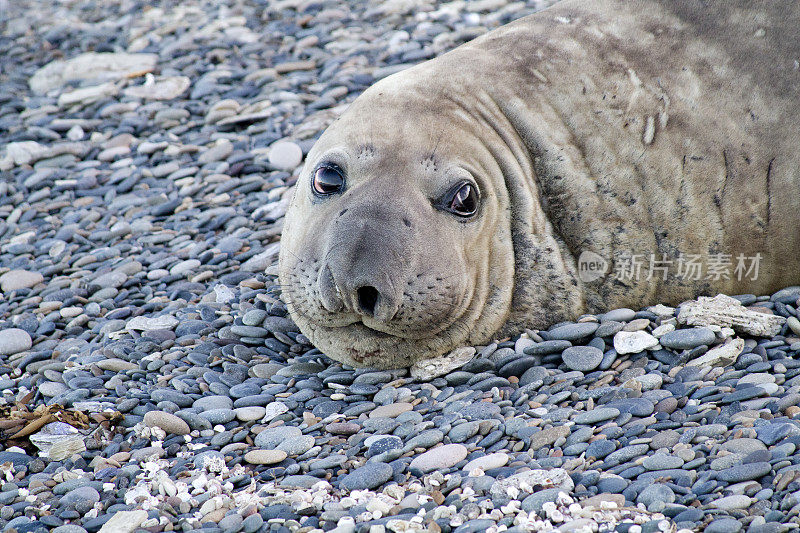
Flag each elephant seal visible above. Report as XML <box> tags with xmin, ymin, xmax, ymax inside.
<box><xmin>278</xmin><ymin>0</ymin><xmax>800</xmax><ymax>369</ymax></box>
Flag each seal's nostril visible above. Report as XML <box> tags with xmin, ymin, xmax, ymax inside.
<box><xmin>357</xmin><ymin>286</ymin><xmax>379</xmax><ymax>316</ymax></box>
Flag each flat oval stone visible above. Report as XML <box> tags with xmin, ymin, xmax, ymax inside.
<box><xmin>716</xmin><ymin>462</ymin><xmax>772</xmax><ymax>483</ymax></box>
<box><xmin>705</xmin><ymin>518</ymin><xmax>744</xmax><ymax>533</ymax></box>
<box><xmin>369</xmin><ymin>403</ymin><xmax>413</xmax><ymax>418</ymax></box>
<box><xmin>193</xmin><ymin>395</ymin><xmax>233</xmax><ymax>411</ymax></box>
<box><xmin>573</xmin><ymin>407</ymin><xmax>620</xmax><ymax>424</ymax></box>
<box><xmin>143</xmin><ymin>411</ymin><xmax>190</xmax><ymax>435</ymax></box>
<box><xmin>340</xmin><ymin>462</ymin><xmax>393</xmax><ymax>491</ymax></box>
<box><xmin>710</xmin><ymin>494</ymin><xmax>753</xmax><ymax>510</ymax></box>
<box><xmin>39</xmin><ymin>381</ymin><xmax>69</xmax><ymax>397</ymax></box>
<box><xmin>0</xmin><ymin>328</ymin><xmax>32</xmax><ymax>355</ymax></box>
<box><xmin>198</xmin><ymin>409</ymin><xmax>236</xmax><ymax>424</ymax></box>
<box><xmin>637</xmin><ymin>483</ymin><xmax>675</xmax><ymax>511</ymax></box>
<box><xmin>253</xmin><ymin>426</ymin><xmax>303</xmax><ymax>449</ymax></box>
<box><xmin>529</xmin><ymin>425</ymin><xmax>571</xmax><ymax>449</ymax></box>
<box><xmin>235</xmin><ymin>406</ymin><xmax>266</xmax><ymax>422</ymax></box>
<box><xmin>463</xmin><ymin>452</ymin><xmax>509</xmax><ymax>472</ymax></box>
<box><xmin>659</xmin><ymin>327</ymin><xmax>716</xmax><ymax>350</ymax></box>
<box><xmin>605</xmin><ymin>443</ymin><xmax>650</xmax><ymax>464</ymax></box>
<box><xmin>642</xmin><ymin>454</ymin><xmax>685</xmax><ymax>471</ymax></box>
<box><xmin>93</xmin><ymin>510</ymin><xmax>147</xmax><ymax>533</ymax></box>
<box><xmin>650</xmin><ymin>430</ymin><xmax>681</xmax><ymax>450</ymax></box>
<box><xmin>562</xmin><ymin>346</ymin><xmax>603</xmax><ymax>372</ymax></box>
<box><xmin>524</xmin><ymin>340</ymin><xmax>572</xmax><ymax>355</ymax></box>
<box><xmin>721</xmin><ymin>438</ymin><xmax>767</xmax><ymax>454</ymax></box>
<box><xmin>268</xmin><ymin>140</ymin><xmax>303</xmax><ymax>170</ymax></box>
<box><xmin>409</xmin><ymin>443</ymin><xmax>468</xmax><ymax>473</ymax></box>
<box><xmin>600</xmin><ymin>308</ymin><xmax>636</xmax><ymax>322</ymax></box>
<box><xmin>521</xmin><ymin>488</ymin><xmax>563</xmax><ymax>513</ymax></box>
<box><xmin>95</xmin><ymin>358</ymin><xmax>138</xmax><ymax>371</ymax></box>
<box><xmin>585</xmin><ymin>440</ymin><xmax>616</xmax><ymax>459</ymax></box>
<box><xmin>276</xmin><ymin>435</ymin><xmax>315</xmax><ymax>455</ymax></box>
<box><xmin>325</xmin><ymin>422</ymin><xmax>361</xmax><ymax>435</ymax></box>
<box><xmin>604</xmin><ymin>398</ymin><xmax>655</xmax><ymax>417</ymax></box>
<box><xmin>244</xmin><ymin>449</ymin><xmax>287</xmax><ymax>465</ymax></box>
<box><xmin>0</xmin><ymin>270</ymin><xmax>44</xmax><ymax>292</ymax></box>
<box><xmin>542</xmin><ymin>322</ymin><xmax>599</xmax><ymax>341</ymax></box>
<box><xmin>366</xmin><ymin>436</ymin><xmax>403</xmax><ymax>457</ymax></box>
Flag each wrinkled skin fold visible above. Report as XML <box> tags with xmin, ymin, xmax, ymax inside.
<box><xmin>279</xmin><ymin>0</ymin><xmax>800</xmax><ymax>368</ymax></box>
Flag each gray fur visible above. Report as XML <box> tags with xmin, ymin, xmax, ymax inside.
<box><xmin>279</xmin><ymin>0</ymin><xmax>800</xmax><ymax>368</ymax></box>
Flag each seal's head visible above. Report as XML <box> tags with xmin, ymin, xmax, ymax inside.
<box><xmin>278</xmin><ymin>48</ymin><xmax>583</xmax><ymax>368</ymax></box>
<box><xmin>278</xmin><ymin>64</ymin><xmax>523</xmax><ymax>368</ymax></box>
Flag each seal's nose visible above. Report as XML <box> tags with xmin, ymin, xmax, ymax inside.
<box><xmin>356</xmin><ymin>285</ymin><xmax>380</xmax><ymax>316</ymax></box>
<box><xmin>347</xmin><ymin>276</ymin><xmax>398</xmax><ymax>322</ymax></box>
<box><xmin>321</xmin><ymin>200</ymin><xmax>414</xmax><ymax>323</ymax></box>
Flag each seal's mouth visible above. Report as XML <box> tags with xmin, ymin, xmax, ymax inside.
<box><xmin>331</xmin><ymin>319</ymin><xmax>400</xmax><ymax>339</ymax></box>
<box><xmin>316</xmin><ymin>317</ymin><xmax>433</xmax><ymax>342</ymax></box>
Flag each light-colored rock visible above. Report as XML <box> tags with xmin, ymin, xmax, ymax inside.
<box><xmin>170</xmin><ymin>259</ymin><xmax>201</xmax><ymax>276</ymax></box>
<box><xmin>99</xmin><ymin>510</ymin><xmax>148</xmax><ymax>533</ymax></box>
<box><xmin>651</xmin><ymin>323</ymin><xmax>675</xmax><ymax>337</ymax></box>
<box><xmin>123</xmin><ymin>75</ymin><xmax>190</xmax><ymax>100</ymax></box>
<box><xmin>787</xmin><ymin>316</ymin><xmax>800</xmax><ymax>336</ymax></box>
<box><xmin>558</xmin><ymin>518</ymin><xmax>598</xmax><ymax>533</ymax></box>
<box><xmin>39</xmin><ymin>381</ymin><xmax>69</xmax><ymax>397</ymax></box>
<box><xmin>678</xmin><ymin>294</ymin><xmax>785</xmax><ymax>337</ymax></box>
<box><xmin>58</xmin><ymin>82</ymin><xmax>119</xmax><ymax>107</ymax></box>
<box><xmin>205</xmin><ymin>99</ymin><xmax>241</xmax><ymax>124</ymax></box>
<box><xmin>261</xmin><ymin>402</ymin><xmax>289</xmax><ymax>423</ymax></box>
<box><xmin>738</xmin><ymin>372</ymin><xmax>775</xmax><ymax>385</ymax></box>
<box><xmin>143</xmin><ymin>411</ymin><xmax>190</xmax><ymax>436</ymax></box>
<box><xmin>235</xmin><ymin>406</ymin><xmax>266</xmax><ymax>422</ymax></box>
<box><xmin>0</xmin><ymin>141</ymin><xmax>87</xmax><ymax>169</ymax></box>
<box><xmin>126</xmin><ymin>315</ymin><xmax>179</xmax><ymax>331</ymax></box>
<box><xmin>410</xmin><ymin>346</ymin><xmax>476</xmax><ymax>380</ymax></box>
<box><xmin>409</xmin><ymin>443</ymin><xmax>468</xmax><ymax>473</ymax></box>
<box><xmin>647</xmin><ymin>304</ymin><xmax>676</xmax><ymax>318</ymax></box>
<box><xmin>370</xmin><ymin>403</ymin><xmax>413</xmax><ymax>418</ymax></box>
<box><xmin>463</xmin><ymin>452</ymin><xmax>509</xmax><ymax>472</ymax></box>
<box><xmin>687</xmin><ymin>337</ymin><xmax>745</xmax><ymax>368</ymax></box>
<box><xmin>29</xmin><ymin>52</ymin><xmax>157</xmax><ymax>94</ymax></box>
<box><xmin>95</xmin><ymin>358</ymin><xmax>139</xmax><ymax>372</ymax></box>
<box><xmin>240</xmin><ymin>242</ymin><xmax>281</xmax><ymax>272</ymax></box>
<box><xmin>29</xmin><ymin>422</ymin><xmax>85</xmax><ymax>461</ymax></box>
<box><xmin>268</xmin><ymin>140</ymin><xmax>303</xmax><ymax>170</ymax></box>
<box><xmin>0</xmin><ymin>270</ymin><xmax>44</xmax><ymax>292</ymax></box>
<box><xmin>490</xmin><ymin>468</ymin><xmax>575</xmax><ymax>498</ymax></box>
<box><xmin>244</xmin><ymin>449</ymin><xmax>287</xmax><ymax>465</ymax></box>
<box><xmin>529</xmin><ymin>425</ymin><xmax>571</xmax><ymax>449</ymax></box>
<box><xmin>198</xmin><ymin>138</ymin><xmax>233</xmax><ymax>164</ymax></box>
<box><xmin>613</xmin><ymin>330</ymin><xmax>659</xmax><ymax>354</ymax></box>
<box><xmin>580</xmin><ymin>493</ymin><xmax>625</xmax><ymax>509</ymax></box>
<box><xmin>276</xmin><ymin>435</ymin><xmax>315</xmax><ymax>456</ymax></box>
<box><xmin>0</xmin><ymin>328</ymin><xmax>32</xmax><ymax>355</ymax></box>
<box><xmin>709</xmin><ymin>494</ymin><xmax>753</xmax><ymax>510</ymax></box>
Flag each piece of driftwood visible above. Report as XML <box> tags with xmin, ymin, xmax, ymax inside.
<box><xmin>410</xmin><ymin>346</ymin><xmax>475</xmax><ymax>380</ymax></box>
<box><xmin>489</xmin><ymin>468</ymin><xmax>574</xmax><ymax>498</ymax></box>
<box><xmin>687</xmin><ymin>337</ymin><xmax>745</xmax><ymax>368</ymax></box>
<box><xmin>677</xmin><ymin>294</ymin><xmax>786</xmax><ymax>337</ymax></box>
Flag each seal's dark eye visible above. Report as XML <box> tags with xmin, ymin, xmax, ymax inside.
<box><xmin>446</xmin><ymin>181</ymin><xmax>479</xmax><ymax>217</ymax></box>
<box><xmin>312</xmin><ymin>165</ymin><xmax>345</xmax><ymax>196</ymax></box>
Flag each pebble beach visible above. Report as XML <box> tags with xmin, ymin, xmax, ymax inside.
<box><xmin>2</xmin><ymin>0</ymin><xmax>800</xmax><ymax>532</ymax></box>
